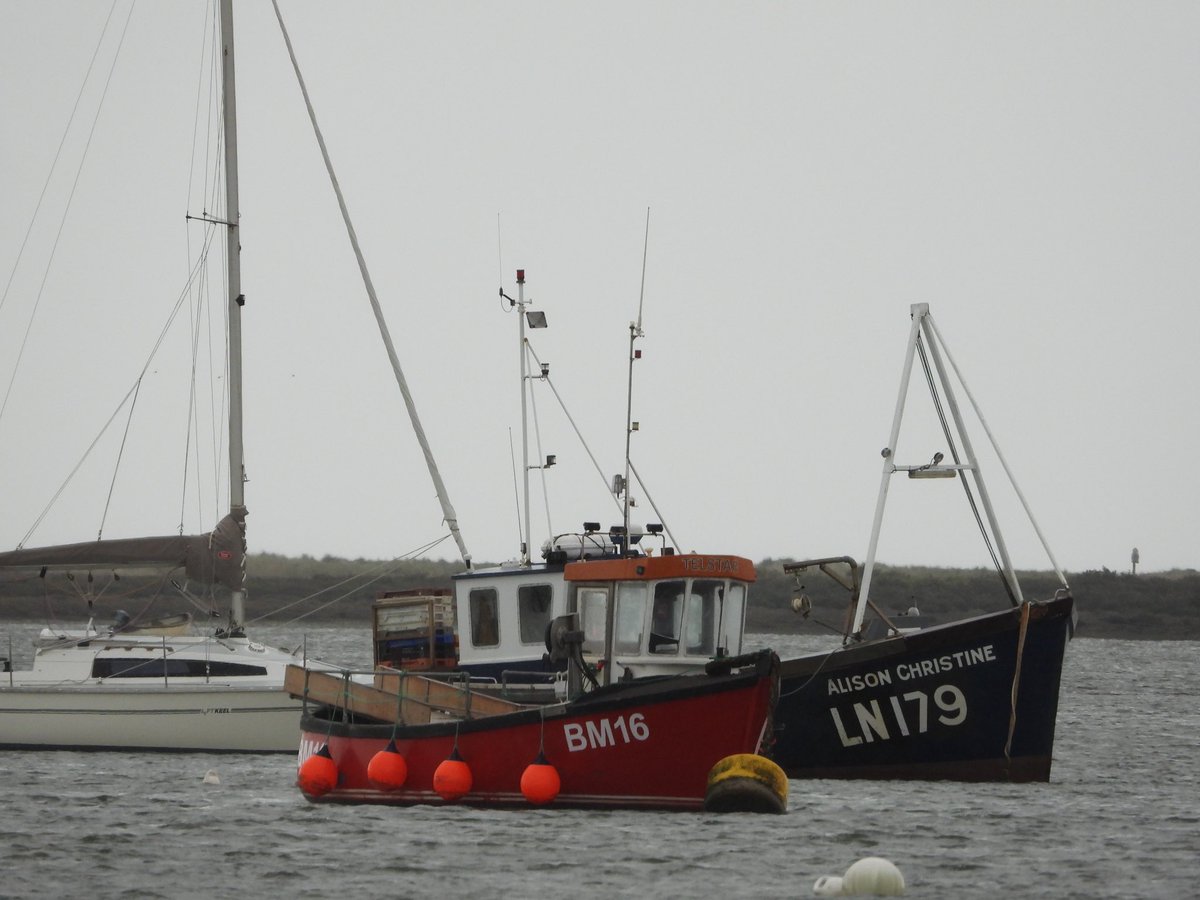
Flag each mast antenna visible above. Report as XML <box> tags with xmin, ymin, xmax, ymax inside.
<box><xmin>496</xmin><ymin>212</ymin><xmax>504</xmax><ymax>299</ymax></box>
<box><xmin>621</xmin><ymin>208</ymin><xmax>650</xmax><ymax>547</ymax></box>
<box><xmin>635</xmin><ymin>207</ymin><xmax>650</xmax><ymax>334</ymax></box>
<box><xmin>499</xmin><ymin>269</ymin><xmax>547</xmax><ymax>566</ymax></box>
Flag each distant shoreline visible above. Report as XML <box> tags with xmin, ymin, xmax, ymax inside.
<box><xmin>1</xmin><ymin>557</ymin><xmax>1195</xmax><ymax>642</ymax></box>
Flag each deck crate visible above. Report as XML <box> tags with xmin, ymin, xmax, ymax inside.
<box><xmin>372</xmin><ymin>589</ymin><xmax>457</xmax><ymax>670</ymax></box>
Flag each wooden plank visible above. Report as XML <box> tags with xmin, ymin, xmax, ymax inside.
<box><xmin>284</xmin><ymin>665</ymin><xmax>527</xmax><ymax>725</ymax></box>
<box><xmin>373</xmin><ymin>670</ymin><xmax>526</xmax><ymax>717</ymax></box>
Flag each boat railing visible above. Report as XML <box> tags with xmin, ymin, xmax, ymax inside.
<box><xmin>499</xmin><ymin>668</ymin><xmax>566</xmax><ymax>702</ymax></box>
<box><xmin>284</xmin><ymin>664</ymin><xmax>531</xmax><ymax>726</ymax></box>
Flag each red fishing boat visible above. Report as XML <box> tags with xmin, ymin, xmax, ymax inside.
<box><xmin>287</xmin><ymin>646</ymin><xmax>780</xmax><ymax>811</ymax></box>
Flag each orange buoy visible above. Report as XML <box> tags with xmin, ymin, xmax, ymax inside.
<box><xmin>297</xmin><ymin>744</ymin><xmax>338</xmax><ymax>797</ymax></box>
<box><xmin>367</xmin><ymin>740</ymin><xmax>408</xmax><ymax>792</ymax></box>
<box><xmin>520</xmin><ymin>751</ymin><xmax>561</xmax><ymax>805</ymax></box>
<box><xmin>432</xmin><ymin>747</ymin><xmax>472</xmax><ymax>801</ymax></box>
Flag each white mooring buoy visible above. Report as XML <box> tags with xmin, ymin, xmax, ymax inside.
<box><xmin>202</xmin><ymin>769</ymin><xmax>221</xmax><ymax>785</ymax></box>
<box><xmin>813</xmin><ymin>857</ymin><xmax>905</xmax><ymax>896</ymax></box>
<box><xmin>813</xmin><ymin>875</ymin><xmax>845</xmax><ymax>896</ymax></box>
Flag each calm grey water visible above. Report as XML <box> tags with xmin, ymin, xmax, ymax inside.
<box><xmin>0</xmin><ymin>625</ymin><xmax>1195</xmax><ymax>899</ymax></box>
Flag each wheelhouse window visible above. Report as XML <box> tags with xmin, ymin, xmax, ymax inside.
<box><xmin>578</xmin><ymin>587</ymin><xmax>609</xmax><ymax>655</ymax></box>
<box><xmin>683</xmin><ymin>579</ymin><xmax>722</xmax><ymax>656</ymax></box>
<box><xmin>650</xmin><ymin>580</ymin><xmax>684</xmax><ymax>654</ymax></box>
<box><xmin>719</xmin><ymin>582</ymin><xmax>746</xmax><ymax>655</ymax></box>
<box><xmin>469</xmin><ymin>588</ymin><xmax>500</xmax><ymax>647</ymax></box>
<box><xmin>614</xmin><ymin>582</ymin><xmax>648</xmax><ymax>654</ymax></box>
<box><xmin>518</xmin><ymin>583</ymin><xmax>554</xmax><ymax>644</ymax></box>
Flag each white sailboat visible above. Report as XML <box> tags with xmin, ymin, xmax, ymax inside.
<box><xmin>0</xmin><ymin>0</ymin><xmax>340</xmax><ymax>752</ymax></box>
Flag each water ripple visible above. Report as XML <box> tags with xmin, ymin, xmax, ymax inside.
<box><xmin>1</xmin><ymin>631</ymin><xmax>1197</xmax><ymax>899</ymax></box>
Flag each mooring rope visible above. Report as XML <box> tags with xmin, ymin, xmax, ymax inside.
<box><xmin>1003</xmin><ymin>601</ymin><xmax>1032</xmax><ymax>771</ymax></box>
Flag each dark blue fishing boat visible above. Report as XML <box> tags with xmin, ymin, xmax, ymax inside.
<box><xmin>770</xmin><ymin>303</ymin><xmax>1074</xmax><ymax>781</ymax></box>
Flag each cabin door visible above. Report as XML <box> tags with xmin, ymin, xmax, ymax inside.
<box><xmin>576</xmin><ymin>585</ymin><xmax>612</xmax><ymax>685</ymax></box>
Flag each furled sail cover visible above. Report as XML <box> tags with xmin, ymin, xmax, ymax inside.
<box><xmin>0</xmin><ymin>510</ymin><xmax>247</xmax><ymax>591</ymax></box>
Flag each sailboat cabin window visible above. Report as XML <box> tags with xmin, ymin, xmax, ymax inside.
<box><xmin>92</xmin><ymin>658</ymin><xmax>268</xmax><ymax>678</ymax></box>
<box><xmin>469</xmin><ymin>588</ymin><xmax>500</xmax><ymax>647</ymax></box>
<box><xmin>518</xmin><ymin>584</ymin><xmax>554</xmax><ymax>644</ymax></box>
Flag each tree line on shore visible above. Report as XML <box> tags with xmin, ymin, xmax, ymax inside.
<box><xmin>1</xmin><ymin>552</ymin><xmax>1195</xmax><ymax>640</ymax></box>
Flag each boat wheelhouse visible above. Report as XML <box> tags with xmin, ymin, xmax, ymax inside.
<box><xmin>443</xmin><ymin>527</ymin><xmax>753</xmax><ymax>688</ymax></box>
<box><xmin>564</xmin><ymin>551</ymin><xmax>752</xmax><ymax>683</ymax></box>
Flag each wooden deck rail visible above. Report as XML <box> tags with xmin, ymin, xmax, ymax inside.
<box><xmin>284</xmin><ymin>665</ymin><xmax>528</xmax><ymax>725</ymax></box>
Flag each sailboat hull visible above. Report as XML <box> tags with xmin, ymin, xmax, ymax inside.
<box><xmin>772</xmin><ymin>595</ymin><xmax>1074</xmax><ymax>781</ymax></box>
<box><xmin>0</xmin><ymin>631</ymin><xmax>333</xmax><ymax>752</ymax></box>
<box><xmin>0</xmin><ymin>685</ymin><xmax>302</xmax><ymax>752</ymax></box>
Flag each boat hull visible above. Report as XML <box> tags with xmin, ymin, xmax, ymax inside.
<box><xmin>772</xmin><ymin>595</ymin><xmax>1074</xmax><ymax>781</ymax></box>
<box><xmin>0</xmin><ymin>631</ymin><xmax>327</xmax><ymax>752</ymax></box>
<box><xmin>296</xmin><ymin>654</ymin><xmax>778</xmax><ymax>810</ymax></box>
<box><xmin>0</xmin><ymin>685</ymin><xmax>303</xmax><ymax>752</ymax></box>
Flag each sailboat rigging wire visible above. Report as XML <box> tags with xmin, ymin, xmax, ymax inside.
<box><xmin>0</xmin><ymin>0</ymin><xmax>121</xmax><ymax>322</ymax></box>
<box><xmin>180</xmin><ymin>252</ymin><xmax>212</xmax><ymax>537</ymax></box>
<box><xmin>0</xmin><ymin>0</ymin><xmax>136</xmax><ymax>433</ymax></box>
<box><xmin>18</xmin><ymin>239</ymin><xmax>218</xmax><ymax>549</ymax></box>
<box><xmin>18</xmin><ymin>382</ymin><xmax>136</xmax><ymax>549</ymax></box>
<box><xmin>189</xmin><ymin>3</ymin><xmax>222</xmax><ymax>235</ymax></box>
<box><xmin>923</xmin><ymin>316</ymin><xmax>1069</xmax><ymax>588</ymax></box>
<box><xmin>270</xmin><ymin>0</ymin><xmax>471</xmax><ymax>569</ymax></box>
<box><xmin>107</xmin><ymin>231</ymin><xmax>224</xmax><ymax>541</ymax></box>
<box><xmin>99</xmin><ymin>376</ymin><xmax>144</xmax><ymax>541</ymax></box>
<box><xmin>180</xmin><ymin>228</ymin><xmax>216</xmax><ymax>536</ymax></box>
<box><xmin>181</xmin><ymin>0</ymin><xmax>228</xmax><ymax>538</ymax></box>
<box><xmin>250</xmin><ymin>535</ymin><xmax>453</xmax><ymax>627</ymax></box>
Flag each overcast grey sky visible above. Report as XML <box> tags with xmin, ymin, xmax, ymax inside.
<box><xmin>2</xmin><ymin>1</ymin><xmax>1197</xmax><ymax>575</ymax></box>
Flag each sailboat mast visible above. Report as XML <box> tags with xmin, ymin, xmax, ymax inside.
<box><xmin>220</xmin><ymin>0</ymin><xmax>247</xmax><ymax>633</ymax></box>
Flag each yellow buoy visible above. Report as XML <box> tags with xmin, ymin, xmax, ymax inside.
<box><xmin>520</xmin><ymin>751</ymin><xmax>561</xmax><ymax>805</ymax></box>
<box><xmin>367</xmin><ymin>740</ymin><xmax>408</xmax><ymax>792</ymax></box>
<box><xmin>703</xmin><ymin>753</ymin><xmax>787</xmax><ymax>814</ymax></box>
<box><xmin>297</xmin><ymin>744</ymin><xmax>338</xmax><ymax>797</ymax></box>
<box><xmin>433</xmin><ymin>748</ymin><xmax>473</xmax><ymax>801</ymax></box>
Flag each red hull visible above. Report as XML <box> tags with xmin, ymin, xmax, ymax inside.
<box><xmin>297</xmin><ymin>655</ymin><xmax>777</xmax><ymax>810</ymax></box>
